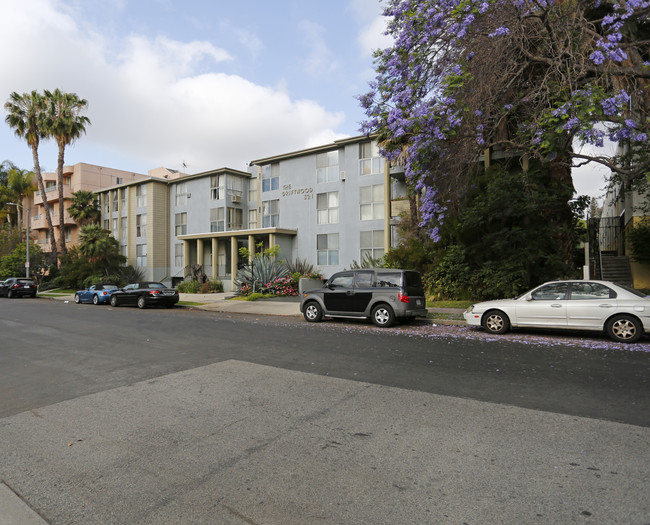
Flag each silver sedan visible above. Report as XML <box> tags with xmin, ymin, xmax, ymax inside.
<box><xmin>463</xmin><ymin>280</ymin><xmax>650</xmax><ymax>343</ymax></box>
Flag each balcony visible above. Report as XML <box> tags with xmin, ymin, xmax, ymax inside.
<box><xmin>33</xmin><ymin>185</ymin><xmax>73</xmax><ymax>205</ymax></box>
<box><xmin>31</xmin><ymin>212</ymin><xmax>76</xmax><ymax>230</ymax></box>
<box><xmin>391</xmin><ymin>199</ymin><xmax>410</xmax><ymax>218</ymax></box>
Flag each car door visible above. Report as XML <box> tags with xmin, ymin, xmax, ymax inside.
<box><xmin>121</xmin><ymin>284</ymin><xmax>139</xmax><ymax>305</ymax></box>
<box><xmin>566</xmin><ymin>282</ymin><xmax>617</xmax><ymax>329</ymax></box>
<box><xmin>323</xmin><ymin>272</ymin><xmax>356</xmax><ymax>313</ymax></box>
<box><xmin>81</xmin><ymin>285</ymin><xmax>95</xmax><ymax>302</ymax></box>
<box><xmin>351</xmin><ymin>271</ymin><xmax>374</xmax><ymax>313</ymax></box>
<box><xmin>515</xmin><ymin>282</ymin><xmax>569</xmax><ymax>327</ymax></box>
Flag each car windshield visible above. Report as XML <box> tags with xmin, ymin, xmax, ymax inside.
<box><xmin>103</xmin><ymin>284</ymin><xmax>118</xmax><ymax>290</ymax></box>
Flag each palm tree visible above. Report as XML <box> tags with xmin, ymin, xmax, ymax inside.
<box><xmin>4</xmin><ymin>91</ymin><xmax>58</xmax><ymax>258</ymax></box>
<box><xmin>6</xmin><ymin>167</ymin><xmax>37</xmax><ymax>231</ymax></box>
<box><xmin>78</xmin><ymin>224</ymin><xmax>122</xmax><ymax>275</ymax></box>
<box><xmin>44</xmin><ymin>89</ymin><xmax>91</xmax><ymax>256</ymax></box>
<box><xmin>68</xmin><ymin>190</ymin><xmax>100</xmax><ymax>226</ymax></box>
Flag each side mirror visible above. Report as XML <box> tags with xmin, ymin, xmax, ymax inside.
<box><xmin>524</xmin><ymin>294</ymin><xmax>533</xmax><ymax>301</ymax></box>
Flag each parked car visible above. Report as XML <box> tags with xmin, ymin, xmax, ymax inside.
<box><xmin>463</xmin><ymin>280</ymin><xmax>650</xmax><ymax>343</ymax></box>
<box><xmin>109</xmin><ymin>281</ymin><xmax>179</xmax><ymax>309</ymax></box>
<box><xmin>0</xmin><ymin>277</ymin><xmax>38</xmax><ymax>298</ymax></box>
<box><xmin>74</xmin><ymin>283</ymin><xmax>119</xmax><ymax>305</ymax></box>
<box><xmin>300</xmin><ymin>269</ymin><xmax>427</xmax><ymax>327</ymax></box>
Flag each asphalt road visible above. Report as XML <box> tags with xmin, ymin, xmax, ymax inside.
<box><xmin>1</xmin><ymin>298</ymin><xmax>649</xmax><ymax>524</ymax></box>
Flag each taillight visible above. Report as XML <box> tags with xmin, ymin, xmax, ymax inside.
<box><xmin>102</xmin><ymin>291</ymin><xmax>108</xmax><ymax>296</ymax></box>
<box><xmin>12</xmin><ymin>284</ymin><xmax>20</xmax><ymax>289</ymax></box>
<box><xmin>398</xmin><ymin>292</ymin><xmax>409</xmax><ymax>303</ymax></box>
<box><xmin>149</xmin><ymin>290</ymin><xmax>161</xmax><ymax>296</ymax></box>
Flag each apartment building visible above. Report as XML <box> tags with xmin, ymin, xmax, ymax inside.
<box><xmin>96</xmin><ymin>135</ymin><xmax>411</xmax><ymax>290</ymax></box>
<box><xmin>27</xmin><ymin>163</ymin><xmax>150</xmax><ymax>252</ymax></box>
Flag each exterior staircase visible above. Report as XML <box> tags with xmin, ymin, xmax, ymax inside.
<box><xmin>600</xmin><ymin>254</ymin><xmax>633</xmax><ymax>286</ymax></box>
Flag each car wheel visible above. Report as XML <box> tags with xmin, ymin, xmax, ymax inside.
<box><xmin>74</xmin><ymin>293</ymin><xmax>81</xmax><ymax>304</ymax></box>
<box><xmin>137</xmin><ymin>296</ymin><xmax>147</xmax><ymax>309</ymax></box>
<box><xmin>92</xmin><ymin>295</ymin><xmax>99</xmax><ymax>305</ymax></box>
<box><xmin>303</xmin><ymin>301</ymin><xmax>323</xmax><ymax>323</ymax></box>
<box><xmin>110</xmin><ymin>295</ymin><xmax>119</xmax><ymax>307</ymax></box>
<box><xmin>372</xmin><ymin>304</ymin><xmax>395</xmax><ymax>327</ymax></box>
<box><xmin>482</xmin><ymin>310</ymin><xmax>510</xmax><ymax>335</ymax></box>
<box><xmin>606</xmin><ymin>315</ymin><xmax>642</xmax><ymax>343</ymax></box>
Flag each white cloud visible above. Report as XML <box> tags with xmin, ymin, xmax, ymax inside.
<box><xmin>0</xmin><ymin>0</ymin><xmax>345</xmax><ymax>173</ymax></box>
<box><xmin>298</xmin><ymin>20</ymin><xmax>340</xmax><ymax>77</ymax></box>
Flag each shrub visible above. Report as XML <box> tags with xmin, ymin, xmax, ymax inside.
<box><xmin>628</xmin><ymin>219</ymin><xmax>650</xmax><ymax>265</ymax></box>
<box><xmin>177</xmin><ymin>279</ymin><xmax>201</xmax><ymax>293</ymax></box>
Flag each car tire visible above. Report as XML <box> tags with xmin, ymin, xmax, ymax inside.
<box><xmin>74</xmin><ymin>294</ymin><xmax>81</xmax><ymax>304</ymax></box>
<box><xmin>606</xmin><ymin>314</ymin><xmax>642</xmax><ymax>343</ymax></box>
<box><xmin>92</xmin><ymin>295</ymin><xmax>99</xmax><ymax>305</ymax></box>
<box><xmin>482</xmin><ymin>310</ymin><xmax>510</xmax><ymax>334</ymax></box>
<box><xmin>303</xmin><ymin>301</ymin><xmax>323</xmax><ymax>323</ymax></box>
<box><xmin>110</xmin><ymin>295</ymin><xmax>119</xmax><ymax>307</ymax></box>
<box><xmin>372</xmin><ymin>304</ymin><xmax>395</xmax><ymax>327</ymax></box>
<box><xmin>137</xmin><ymin>296</ymin><xmax>147</xmax><ymax>309</ymax></box>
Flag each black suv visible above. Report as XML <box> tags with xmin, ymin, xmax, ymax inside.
<box><xmin>0</xmin><ymin>277</ymin><xmax>38</xmax><ymax>298</ymax></box>
<box><xmin>300</xmin><ymin>269</ymin><xmax>427</xmax><ymax>327</ymax></box>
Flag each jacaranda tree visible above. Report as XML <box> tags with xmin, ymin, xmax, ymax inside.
<box><xmin>360</xmin><ymin>0</ymin><xmax>649</xmax><ymax>241</ymax></box>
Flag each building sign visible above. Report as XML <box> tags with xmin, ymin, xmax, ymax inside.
<box><xmin>282</xmin><ymin>184</ymin><xmax>313</xmax><ymax>200</ymax></box>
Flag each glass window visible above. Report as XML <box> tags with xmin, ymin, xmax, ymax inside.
<box><xmin>531</xmin><ymin>282</ymin><xmax>569</xmax><ymax>301</ymax></box>
<box><xmin>227</xmin><ymin>207</ymin><xmax>243</xmax><ymax>230</ymax></box>
<box><xmin>262</xmin><ymin>199</ymin><xmax>279</xmax><ymax>227</ymax></box>
<box><xmin>111</xmin><ymin>190</ymin><xmax>118</xmax><ymax>212</ymax></box>
<box><xmin>210</xmin><ymin>208</ymin><xmax>225</xmax><ymax>232</ymax></box>
<box><xmin>175</xmin><ymin>243</ymin><xmax>184</xmax><ymax>267</ymax></box>
<box><xmin>316</xmin><ymin>150</ymin><xmax>339</xmax><ymax>183</ymax></box>
<box><xmin>136</xmin><ymin>244</ymin><xmax>147</xmax><ymax>267</ymax></box>
<box><xmin>175</xmin><ymin>183</ymin><xmax>188</xmax><ymax>206</ymax></box>
<box><xmin>317</xmin><ymin>233</ymin><xmax>339</xmax><ymax>265</ymax></box>
<box><xmin>120</xmin><ymin>188</ymin><xmax>126</xmax><ymax>209</ymax></box>
<box><xmin>317</xmin><ymin>191</ymin><xmax>339</xmax><ymax>224</ymax></box>
<box><xmin>360</xmin><ymin>184</ymin><xmax>384</xmax><ymax>221</ymax></box>
<box><xmin>136</xmin><ymin>185</ymin><xmax>147</xmax><ymax>207</ymax></box>
<box><xmin>262</xmin><ymin>164</ymin><xmax>280</xmax><ymax>192</ymax></box>
<box><xmin>248</xmin><ymin>209</ymin><xmax>258</xmax><ymax>229</ymax></box>
<box><xmin>329</xmin><ymin>273</ymin><xmax>354</xmax><ymax>288</ymax></box>
<box><xmin>355</xmin><ymin>271</ymin><xmax>374</xmax><ymax>288</ymax></box>
<box><xmin>569</xmin><ymin>282</ymin><xmax>615</xmax><ymax>300</ymax></box>
<box><xmin>360</xmin><ymin>230</ymin><xmax>384</xmax><ymax>260</ymax></box>
<box><xmin>359</xmin><ymin>141</ymin><xmax>384</xmax><ymax>176</ymax></box>
<box><xmin>121</xmin><ymin>217</ymin><xmax>127</xmax><ymax>242</ymax></box>
<box><xmin>210</xmin><ymin>175</ymin><xmax>225</xmax><ymax>200</ymax></box>
<box><xmin>175</xmin><ymin>212</ymin><xmax>187</xmax><ymax>236</ymax></box>
<box><xmin>136</xmin><ymin>214</ymin><xmax>146</xmax><ymax>238</ymax></box>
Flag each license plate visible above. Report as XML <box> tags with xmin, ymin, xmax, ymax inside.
<box><xmin>163</xmin><ymin>291</ymin><xmax>175</xmax><ymax>295</ymax></box>
<box><xmin>416</xmin><ymin>299</ymin><xmax>422</xmax><ymax>306</ymax></box>
<box><xmin>23</xmin><ymin>285</ymin><xmax>30</xmax><ymax>288</ymax></box>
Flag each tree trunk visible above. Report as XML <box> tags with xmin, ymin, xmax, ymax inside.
<box><xmin>31</xmin><ymin>145</ymin><xmax>58</xmax><ymax>261</ymax></box>
<box><xmin>56</xmin><ymin>144</ymin><xmax>67</xmax><ymax>255</ymax></box>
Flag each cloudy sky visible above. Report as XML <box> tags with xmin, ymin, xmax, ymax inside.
<box><xmin>1</xmin><ymin>0</ymin><xmax>607</xmax><ymax>198</ymax></box>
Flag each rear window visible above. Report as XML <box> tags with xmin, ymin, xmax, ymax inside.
<box><xmin>148</xmin><ymin>283</ymin><xmax>165</xmax><ymax>289</ymax></box>
<box><xmin>17</xmin><ymin>279</ymin><xmax>35</xmax><ymax>285</ymax></box>
<box><xmin>376</xmin><ymin>272</ymin><xmax>401</xmax><ymax>287</ymax></box>
<box><xmin>403</xmin><ymin>271</ymin><xmax>422</xmax><ymax>287</ymax></box>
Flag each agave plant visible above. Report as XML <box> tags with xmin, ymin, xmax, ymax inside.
<box><xmin>234</xmin><ymin>254</ymin><xmax>290</xmax><ymax>294</ymax></box>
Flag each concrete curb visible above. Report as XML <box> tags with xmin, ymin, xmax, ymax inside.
<box><xmin>0</xmin><ymin>482</ymin><xmax>47</xmax><ymax>525</ymax></box>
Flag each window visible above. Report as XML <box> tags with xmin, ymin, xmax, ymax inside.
<box><xmin>103</xmin><ymin>219</ymin><xmax>109</xmax><ymax>230</ymax></box>
<box><xmin>248</xmin><ymin>209</ymin><xmax>258</xmax><ymax>229</ymax></box>
<box><xmin>317</xmin><ymin>191</ymin><xmax>339</xmax><ymax>224</ymax></box>
<box><xmin>360</xmin><ymin>184</ymin><xmax>385</xmax><ymax>220</ymax></box>
<box><xmin>360</xmin><ymin>230</ymin><xmax>384</xmax><ymax>260</ymax></box>
<box><xmin>121</xmin><ymin>217</ymin><xmax>127</xmax><ymax>241</ymax></box>
<box><xmin>316</xmin><ymin>151</ymin><xmax>339</xmax><ymax>183</ymax></box>
<box><xmin>64</xmin><ymin>227</ymin><xmax>71</xmax><ymax>243</ymax></box>
<box><xmin>120</xmin><ymin>245</ymin><xmax>127</xmax><ymax>257</ymax></box>
<box><xmin>175</xmin><ymin>243</ymin><xmax>184</xmax><ymax>267</ymax></box>
<box><xmin>262</xmin><ymin>199</ymin><xmax>279</xmax><ymax>227</ymax></box>
<box><xmin>136</xmin><ymin>214</ymin><xmax>146</xmax><ymax>238</ymax></box>
<box><xmin>136</xmin><ymin>244</ymin><xmax>147</xmax><ymax>267</ymax></box>
<box><xmin>210</xmin><ymin>208</ymin><xmax>225</xmax><ymax>232</ymax></box>
<box><xmin>248</xmin><ymin>180</ymin><xmax>257</xmax><ymax>202</ymax></box>
<box><xmin>228</xmin><ymin>207</ymin><xmax>243</xmax><ymax>230</ymax></box>
<box><xmin>175</xmin><ymin>212</ymin><xmax>187</xmax><ymax>236</ymax></box>
<box><xmin>136</xmin><ymin>185</ymin><xmax>147</xmax><ymax>207</ymax></box>
<box><xmin>569</xmin><ymin>282</ymin><xmax>615</xmax><ymax>300</ymax></box>
<box><xmin>112</xmin><ymin>218</ymin><xmax>118</xmax><ymax>237</ymax></box>
<box><xmin>175</xmin><ymin>183</ymin><xmax>188</xmax><ymax>206</ymax></box>
<box><xmin>262</xmin><ymin>163</ymin><xmax>279</xmax><ymax>192</ymax></box>
<box><xmin>359</xmin><ymin>141</ymin><xmax>384</xmax><ymax>176</ymax></box>
<box><xmin>111</xmin><ymin>190</ymin><xmax>118</xmax><ymax>212</ymax></box>
<box><xmin>210</xmin><ymin>175</ymin><xmax>225</xmax><ymax>200</ymax></box>
<box><xmin>120</xmin><ymin>188</ymin><xmax>126</xmax><ymax>209</ymax></box>
<box><xmin>317</xmin><ymin>233</ymin><xmax>339</xmax><ymax>265</ymax></box>
<box><xmin>103</xmin><ymin>197</ymin><xmax>109</xmax><ymax>214</ymax></box>
<box><xmin>531</xmin><ymin>282</ymin><xmax>568</xmax><ymax>301</ymax></box>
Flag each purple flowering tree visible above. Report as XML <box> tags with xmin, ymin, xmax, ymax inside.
<box><xmin>360</xmin><ymin>0</ymin><xmax>649</xmax><ymax>240</ymax></box>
